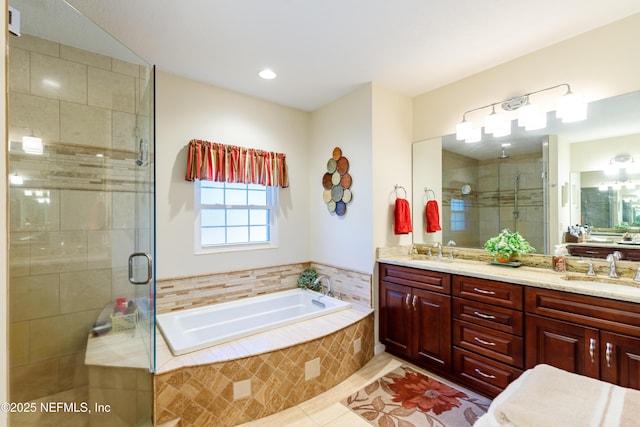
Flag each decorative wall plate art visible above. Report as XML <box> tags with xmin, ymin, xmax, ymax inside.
<box><xmin>322</xmin><ymin>146</ymin><xmax>352</xmax><ymax>216</ymax></box>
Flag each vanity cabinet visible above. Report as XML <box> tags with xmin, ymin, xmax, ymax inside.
<box><xmin>525</xmin><ymin>287</ymin><xmax>640</xmax><ymax>389</ymax></box>
<box><xmin>452</xmin><ymin>276</ymin><xmax>524</xmax><ymax>397</ymax></box>
<box><xmin>379</xmin><ymin>263</ymin><xmax>452</xmax><ymax>375</ymax></box>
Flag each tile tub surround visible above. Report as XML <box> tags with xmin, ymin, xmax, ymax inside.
<box><xmin>154</xmin><ymin>311</ymin><xmax>374</xmax><ymax>426</ymax></box>
<box><xmin>156</xmin><ymin>262</ymin><xmax>372</xmax><ymax>314</ymax></box>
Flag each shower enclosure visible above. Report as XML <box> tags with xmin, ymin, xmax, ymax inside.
<box><xmin>7</xmin><ymin>1</ymin><xmax>155</xmax><ymax>425</ymax></box>
<box><xmin>441</xmin><ymin>140</ymin><xmax>548</xmax><ymax>253</ymax></box>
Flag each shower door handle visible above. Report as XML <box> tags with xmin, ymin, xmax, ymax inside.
<box><xmin>129</xmin><ymin>252</ymin><xmax>153</xmax><ymax>285</ymax></box>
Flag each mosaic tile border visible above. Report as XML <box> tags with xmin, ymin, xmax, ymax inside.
<box><xmin>156</xmin><ymin>262</ymin><xmax>372</xmax><ymax>314</ymax></box>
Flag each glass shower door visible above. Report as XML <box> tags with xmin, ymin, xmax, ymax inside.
<box><xmin>7</xmin><ymin>1</ymin><xmax>155</xmax><ymax>425</ymax></box>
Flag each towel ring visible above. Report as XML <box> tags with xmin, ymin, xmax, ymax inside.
<box><xmin>394</xmin><ymin>184</ymin><xmax>407</xmax><ymax>199</ymax></box>
<box><xmin>424</xmin><ymin>187</ymin><xmax>436</xmax><ymax>200</ymax></box>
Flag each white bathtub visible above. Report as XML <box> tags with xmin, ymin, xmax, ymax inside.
<box><xmin>156</xmin><ymin>288</ymin><xmax>351</xmax><ymax>356</ymax></box>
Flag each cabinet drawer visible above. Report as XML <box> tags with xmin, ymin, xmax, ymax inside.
<box><xmin>453</xmin><ymin>276</ymin><xmax>522</xmax><ymax>309</ymax></box>
<box><xmin>453</xmin><ymin>298</ymin><xmax>523</xmax><ymax>335</ymax></box>
<box><xmin>454</xmin><ymin>348</ymin><xmax>523</xmax><ymax>398</ymax></box>
<box><xmin>453</xmin><ymin>320</ymin><xmax>523</xmax><ymax>368</ymax></box>
<box><xmin>525</xmin><ymin>287</ymin><xmax>640</xmax><ymax>337</ymax></box>
<box><xmin>379</xmin><ymin>263</ymin><xmax>451</xmax><ymax>294</ymax></box>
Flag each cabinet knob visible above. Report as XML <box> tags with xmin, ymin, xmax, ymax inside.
<box><xmin>412</xmin><ymin>295</ymin><xmax>417</xmax><ymax>310</ymax></box>
<box><xmin>605</xmin><ymin>342</ymin><xmax>613</xmax><ymax>368</ymax></box>
<box><xmin>405</xmin><ymin>294</ymin><xmax>411</xmax><ymax>307</ymax></box>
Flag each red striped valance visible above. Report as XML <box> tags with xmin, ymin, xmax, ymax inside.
<box><xmin>185</xmin><ymin>139</ymin><xmax>289</xmax><ymax>188</ymax></box>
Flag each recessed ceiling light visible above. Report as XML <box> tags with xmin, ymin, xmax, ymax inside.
<box><xmin>501</xmin><ymin>143</ymin><xmax>511</xmax><ymax>147</ymax></box>
<box><xmin>259</xmin><ymin>69</ymin><xmax>277</xmax><ymax>80</ymax></box>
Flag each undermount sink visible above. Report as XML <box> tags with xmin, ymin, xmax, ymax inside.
<box><xmin>562</xmin><ymin>274</ymin><xmax>639</xmax><ymax>287</ymax></box>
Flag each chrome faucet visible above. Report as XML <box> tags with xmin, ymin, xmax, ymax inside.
<box><xmin>606</xmin><ymin>251</ymin><xmax>621</xmax><ymax>278</ymax></box>
<box><xmin>433</xmin><ymin>242</ymin><xmax>443</xmax><ymax>258</ymax></box>
<box><xmin>313</xmin><ymin>275</ymin><xmax>333</xmax><ymax>297</ymax></box>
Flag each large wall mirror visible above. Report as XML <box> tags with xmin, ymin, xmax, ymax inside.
<box><xmin>412</xmin><ymin>90</ymin><xmax>640</xmax><ymax>254</ymax></box>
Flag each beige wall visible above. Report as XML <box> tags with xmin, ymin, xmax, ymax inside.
<box><xmin>413</xmin><ymin>12</ymin><xmax>640</xmax><ymax>142</ymax></box>
<box><xmin>155</xmin><ymin>71</ymin><xmax>311</xmax><ymax>279</ymax></box>
<box><xmin>309</xmin><ymin>84</ymin><xmax>374</xmax><ymax>273</ymax></box>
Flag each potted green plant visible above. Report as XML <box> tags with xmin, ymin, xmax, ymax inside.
<box><xmin>297</xmin><ymin>268</ymin><xmax>320</xmax><ymax>291</ymax></box>
<box><xmin>484</xmin><ymin>229</ymin><xmax>535</xmax><ymax>263</ymax></box>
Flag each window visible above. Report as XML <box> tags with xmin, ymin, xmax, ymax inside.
<box><xmin>450</xmin><ymin>198</ymin><xmax>467</xmax><ymax>231</ymax></box>
<box><xmin>196</xmin><ymin>181</ymin><xmax>278</xmax><ymax>251</ymax></box>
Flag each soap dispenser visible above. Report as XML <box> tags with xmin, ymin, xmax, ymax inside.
<box><xmin>552</xmin><ymin>244</ymin><xmax>567</xmax><ymax>272</ymax></box>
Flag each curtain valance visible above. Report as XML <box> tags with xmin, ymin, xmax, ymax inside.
<box><xmin>185</xmin><ymin>139</ymin><xmax>289</xmax><ymax>188</ymax></box>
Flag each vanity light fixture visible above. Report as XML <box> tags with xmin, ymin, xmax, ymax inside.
<box><xmin>605</xmin><ymin>155</ymin><xmax>638</xmax><ymax>175</ymax></box>
<box><xmin>455</xmin><ymin>83</ymin><xmax>587</xmax><ymax>141</ymax></box>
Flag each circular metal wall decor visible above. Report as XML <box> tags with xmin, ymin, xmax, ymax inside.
<box><xmin>322</xmin><ymin>146</ymin><xmax>352</xmax><ymax>216</ymax></box>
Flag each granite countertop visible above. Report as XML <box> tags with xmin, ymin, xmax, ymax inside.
<box><xmin>377</xmin><ymin>255</ymin><xmax>640</xmax><ymax>304</ymax></box>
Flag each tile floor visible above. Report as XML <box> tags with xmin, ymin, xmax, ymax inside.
<box><xmin>236</xmin><ymin>352</ymin><xmax>488</xmax><ymax>427</ymax></box>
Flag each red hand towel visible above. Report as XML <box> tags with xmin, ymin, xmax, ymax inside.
<box><xmin>394</xmin><ymin>198</ymin><xmax>413</xmax><ymax>234</ymax></box>
<box><xmin>425</xmin><ymin>200</ymin><xmax>442</xmax><ymax>233</ymax></box>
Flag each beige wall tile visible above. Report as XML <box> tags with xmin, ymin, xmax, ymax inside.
<box><xmin>60</xmin><ymin>101</ymin><xmax>112</xmax><ymax>148</ymax></box>
<box><xmin>31</xmin><ymin>52</ymin><xmax>87</xmax><ymax>103</ymax></box>
<box><xmin>112</xmin><ymin>111</ymin><xmax>137</xmax><ymax>151</ymax></box>
<box><xmin>29</xmin><ymin>231</ymin><xmax>88</xmax><ymax>275</ymax></box>
<box><xmin>9</xmin><ymin>46</ymin><xmax>30</xmax><ymax>93</ymax></box>
<box><xmin>9</xmin><ymin>231</ymin><xmax>31</xmax><ymax>278</ymax></box>
<box><xmin>113</xmin><ymin>58</ymin><xmax>140</xmax><ymax>78</ymax></box>
<box><xmin>88</xmin><ymin>67</ymin><xmax>136</xmax><ymax>113</ymax></box>
<box><xmin>60</xmin><ymin>44</ymin><xmax>111</xmax><ymax>70</ymax></box>
<box><xmin>59</xmin><ymin>352</ymin><xmax>89</xmax><ymax>389</ymax></box>
<box><xmin>61</xmin><ymin>190</ymin><xmax>111</xmax><ymax>231</ymax></box>
<box><xmin>112</xmin><ymin>191</ymin><xmax>136</xmax><ymax>229</ymax></box>
<box><xmin>59</xmin><ymin>269</ymin><xmax>112</xmax><ymax>314</ymax></box>
<box><xmin>10</xmin><ymin>33</ymin><xmax>59</xmax><ymax>57</ymax></box>
<box><xmin>9</xmin><ymin>274</ymin><xmax>60</xmax><ymax>322</ymax></box>
<box><xmin>9</xmin><ymin>321</ymin><xmax>29</xmax><ymax>366</ymax></box>
<box><xmin>9</xmin><ymin>92</ymin><xmax>60</xmax><ymax>142</ymax></box>
<box><xmin>9</xmin><ymin>187</ymin><xmax>60</xmax><ymax>232</ymax></box>
<box><xmin>10</xmin><ymin>358</ymin><xmax>60</xmax><ymax>401</ymax></box>
<box><xmin>111</xmin><ymin>229</ymin><xmax>135</xmax><ymax>269</ymax></box>
<box><xmin>88</xmin><ymin>230</ymin><xmax>113</xmax><ymax>270</ymax></box>
<box><xmin>29</xmin><ymin>312</ymin><xmax>90</xmax><ymax>362</ymax></box>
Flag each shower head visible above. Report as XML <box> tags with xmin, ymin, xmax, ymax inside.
<box><xmin>499</xmin><ymin>149</ymin><xmax>510</xmax><ymax>159</ymax></box>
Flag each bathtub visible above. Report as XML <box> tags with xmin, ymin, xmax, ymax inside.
<box><xmin>156</xmin><ymin>288</ymin><xmax>351</xmax><ymax>355</ymax></box>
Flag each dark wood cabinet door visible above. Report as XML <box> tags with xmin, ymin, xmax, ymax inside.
<box><xmin>525</xmin><ymin>314</ymin><xmax>599</xmax><ymax>379</ymax></box>
<box><xmin>379</xmin><ymin>280</ymin><xmax>412</xmax><ymax>357</ymax></box>
<box><xmin>412</xmin><ymin>288</ymin><xmax>452</xmax><ymax>374</ymax></box>
<box><xmin>600</xmin><ymin>331</ymin><xmax>640</xmax><ymax>389</ymax></box>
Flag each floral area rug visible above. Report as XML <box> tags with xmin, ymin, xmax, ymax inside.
<box><xmin>341</xmin><ymin>365</ymin><xmax>491</xmax><ymax>427</ymax></box>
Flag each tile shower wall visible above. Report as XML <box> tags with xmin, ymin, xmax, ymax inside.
<box><xmin>8</xmin><ymin>34</ymin><xmax>148</xmax><ymax>402</ymax></box>
<box><xmin>443</xmin><ymin>150</ymin><xmax>544</xmax><ymax>252</ymax></box>
<box><xmin>156</xmin><ymin>262</ymin><xmax>372</xmax><ymax>314</ymax></box>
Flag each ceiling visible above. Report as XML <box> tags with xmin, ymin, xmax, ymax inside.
<box><xmin>16</xmin><ymin>0</ymin><xmax>638</xmax><ymax>112</ymax></box>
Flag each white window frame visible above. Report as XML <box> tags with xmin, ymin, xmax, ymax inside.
<box><xmin>450</xmin><ymin>198</ymin><xmax>467</xmax><ymax>231</ymax></box>
<box><xmin>194</xmin><ymin>181</ymin><xmax>279</xmax><ymax>254</ymax></box>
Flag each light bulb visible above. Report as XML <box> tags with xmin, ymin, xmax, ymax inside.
<box><xmin>556</xmin><ymin>91</ymin><xmax>587</xmax><ymax>123</ymax></box>
<box><xmin>456</xmin><ymin>119</ymin><xmax>472</xmax><ymax>141</ymax></box>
